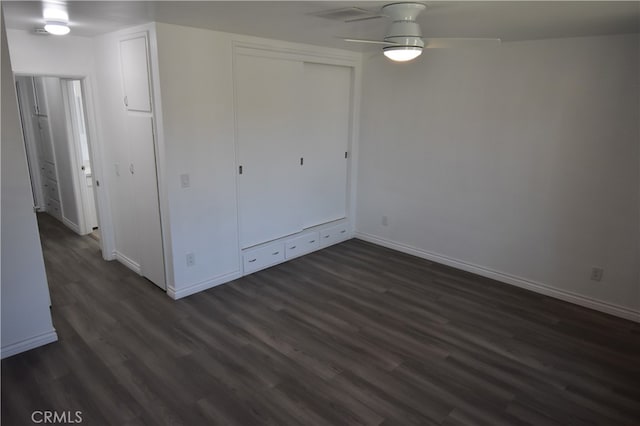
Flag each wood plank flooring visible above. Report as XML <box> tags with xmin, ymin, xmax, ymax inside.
<box><xmin>2</xmin><ymin>213</ymin><xmax>640</xmax><ymax>425</ymax></box>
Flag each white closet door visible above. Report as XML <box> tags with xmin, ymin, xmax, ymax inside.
<box><xmin>126</xmin><ymin>116</ymin><xmax>165</xmax><ymax>289</ymax></box>
<box><xmin>235</xmin><ymin>54</ymin><xmax>304</xmax><ymax>248</ymax></box>
<box><xmin>301</xmin><ymin>63</ymin><xmax>351</xmax><ymax>228</ymax></box>
<box><xmin>120</xmin><ymin>35</ymin><xmax>152</xmax><ymax>112</ymax></box>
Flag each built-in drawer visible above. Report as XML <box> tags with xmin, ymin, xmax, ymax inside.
<box><xmin>319</xmin><ymin>223</ymin><xmax>349</xmax><ymax>248</ymax></box>
<box><xmin>243</xmin><ymin>241</ymin><xmax>285</xmax><ymax>274</ymax></box>
<box><xmin>46</xmin><ymin>198</ymin><xmax>61</xmax><ymax>220</ymax></box>
<box><xmin>44</xmin><ymin>161</ymin><xmax>56</xmax><ymax>181</ymax></box>
<box><xmin>285</xmin><ymin>231</ymin><xmax>320</xmax><ymax>259</ymax></box>
<box><xmin>45</xmin><ymin>179</ymin><xmax>59</xmax><ymax>201</ymax></box>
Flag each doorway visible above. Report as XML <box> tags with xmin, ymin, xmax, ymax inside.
<box><xmin>15</xmin><ymin>75</ymin><xmax>102</xmax><ymax>243</ymax></box>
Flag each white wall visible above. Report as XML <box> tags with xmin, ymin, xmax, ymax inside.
<box><xmin>1</xmin><ymin>15</ymin><xmax>57</xmax><ymax>358</ymax></box>
<box><xmin>42</xmin><ymin>77</ymin><xmax>81</xmax><ymax>231</ymax></box>
<box><xmin>7</xmin><ymin>28</ymin><xmax>115</xmax><ymax>258</ymax></box>
<box><xmin>356</xmin><ymin>34</ymin><xmax>639</xmax><ymax>320</ymax></box>
<box><xmin>154</xmin><ymin>23</ymin><xmax>240</xmax><ymax>297</ymax></box>
<box><xmin>6</xmin><ymin>29</ymin><xmax>94</xmax><ymax>76</ymax></box>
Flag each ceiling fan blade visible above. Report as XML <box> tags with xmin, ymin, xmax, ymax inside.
<box><xmin>344</xmin><ymin>15</ymin><xmax>385</xmax><ymax>23</ymax></box>
<box><xmin>342</xmin><ymin>38</ymin><xmax>397</xmax><ymax>46</ymax></box>
<box><xmin>422</xmin><ymin>38</ymin><xmax>502</xmax><ymax>49</ymax></box>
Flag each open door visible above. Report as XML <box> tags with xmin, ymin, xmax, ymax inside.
<box><xmin>62</xmin><ymin>79</ymin><xmax>99</xmax><ymax>236</ymax></box>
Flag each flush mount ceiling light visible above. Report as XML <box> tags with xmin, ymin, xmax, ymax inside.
<box><xmin>43</xmin><ymin>2</ymin><xmax>70</xmax><ymax>35</ymax></box>
<box><xmin>44</xmin><ymin>21</ymin><xmax>70</xmax><ymax>35</ymax></box>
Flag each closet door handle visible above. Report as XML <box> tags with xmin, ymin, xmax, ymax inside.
<box><xmin>272</xmin><ymin>251</ymin><xmax>280</xmax><ymax>256</ymax></box>
<box><xmin>248</xmin><ymin>258</ymin><xmax>257</xmax><ymax>263</ymax></box>
<box><xmin>289</xmin><ymin>245</ymin><xmax>296</xmax><ymax>250</ymax></box>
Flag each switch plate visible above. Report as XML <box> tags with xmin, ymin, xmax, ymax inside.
<box><xmin>180</xmin><ymin>173</ymin><xmax>190</xmax><ymax>188</ymax></box>
<box><xmin>590</xmin><ymin>267</ymin><xmax>604</xmax><ymax>282</ymax></box>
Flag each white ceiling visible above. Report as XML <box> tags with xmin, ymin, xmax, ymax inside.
<box><xmin>3</xmin><ymin>1</ymin><xmax>639</xmax><ymax>51</ymax></box>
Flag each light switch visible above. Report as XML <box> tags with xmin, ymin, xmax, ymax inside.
<box><xmin>180</xmin><ymin>173</ymin><xmax>190</xmax><ymax>188</ymax></box>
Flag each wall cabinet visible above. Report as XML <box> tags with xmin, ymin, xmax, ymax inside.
<box><xmin>120</xmin><ymin>34</ymin><xmax>152</xmax><ymax>112</ymax></box>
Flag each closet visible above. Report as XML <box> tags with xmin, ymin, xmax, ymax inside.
<box><xmin>113</xmin><ymin>31</ymin><xmax>165</xmax><ymax>289</ymax></box>
<box><xmin>234</xmin><ymin>47</ymin><xmax>353</xmax><ymax>273</ymax></box>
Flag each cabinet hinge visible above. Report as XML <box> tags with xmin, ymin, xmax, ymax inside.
<box><xmin>239</xmin><ymin>165</ymin><xmax>243</xmax><ymax>175</ymax></box>
<box><xmin>300</xmin><ymin>157</ymin><xmax>304</xmax><ymax>166</ymax></box>
<box><xmin>345</xmin><ymin>151</ymin><xmax>348</xmax><ymax>159</ymax></box>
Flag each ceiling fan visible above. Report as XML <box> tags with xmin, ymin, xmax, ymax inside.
<box><xmin>342</xmin><ymin>2</ymin><xmax>501</xmax><ymax>62</ymax></box>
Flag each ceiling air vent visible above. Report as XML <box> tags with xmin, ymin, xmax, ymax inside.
<box><xmin>311</xmin><ymin>7</ymin><xmax>381</xmax><ymax>23</ymax></box>
<box><xmin>33</xmin><ymin>28</ymin><xmax>51</xmax><ymax>35</ymax></box>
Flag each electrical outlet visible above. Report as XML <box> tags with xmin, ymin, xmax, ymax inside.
<box><xmin>382</xmin><ymin>215</ymin><xmax>389</xmax><ymax>226</ymax></box>
<box><xmin>590</xmin><ymin>267</ymin><xmax>604</xmax><ymax>282</ymax></box>
<box><xmin>186</xmin><ymin>252</ymin><xmax>195</xmax><ymax>267</ymax></box>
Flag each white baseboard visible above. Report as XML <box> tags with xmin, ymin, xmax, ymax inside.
<box><xmin>62</xmin><ymin>217</ymin><xmax>81</xmax><ymax>235</ymax></box>
<box><xmin>355</xmin><ymin>232</ymin><xmax>640</xmax><ymax>323</ymax></box>
<box><xmin>1</xmin><ymin>329</ymin><xmax>58</xmax><ymax>359</ymax></box>
<box><xmin>167</xmin><ymin>270</ymin><xmax>242</xmax><ymax>300</ymax></box>
<box><xmin>115</xmin><ymin>251</ymin><xmax>141</xmax><ymax>274</ymax></box>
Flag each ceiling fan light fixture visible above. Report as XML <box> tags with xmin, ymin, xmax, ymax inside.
<box><xmin>383</xmin><ymin>46</ymin><xmax>423</xmax><ymax>62</ymax></box>
<box><xmin>44</xmin><ymin>20</ymin><xmax>70</xmax><ymax>35</ymax></box>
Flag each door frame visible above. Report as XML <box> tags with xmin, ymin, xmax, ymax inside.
<box><xmin>15</xmin><ymin>72</ymin><xmax>116</xmax><ymax>261</ymax></box>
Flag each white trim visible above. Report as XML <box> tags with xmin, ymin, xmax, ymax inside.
<box><xmin>147</xmin><ymin>23</ymin><xmax>174</xmax><ymax>293</ymax></box>
<box><xmin>167</xmin><ymin>271</ymin><xmax>242</xmax><ymax>300</ymax></box>
<box><xmin>115</xmin><ymin>251</ymin><xmax>141</xmax><ymax>274</ymax></box>
<box><xmin>1</xmin><ymin>329</ymin><xmax>58</xmax><ymax>359</ymax></box>
<box><xmin>355</xmin><ymin>232</ymin><xmax>640</xmax><ymax>323</ymax></box>
<box><xmin>62</xmin><ymin>216</ymin><xmax>81</xmax><ymax>235</ymax></box>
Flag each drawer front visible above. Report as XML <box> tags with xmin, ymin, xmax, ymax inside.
<box><xmin>47</xmin><ymin>198</ymin><xmax>61</xmax><ymax>220</ymax></box>
<box><xmin>285</xmin><ymin>231</ymin><xmax>320</xmax><ymax>259</ymax></box>
<box><xmin>44</xmin><ymin>162</ymin><xmax>56</xmax><ymax>181</ymax></box>
<box><xmin>45</xmin><ymin>179</ymin><xmax>59</xmax><ymax>201</ymax></box>
<box><xmin>319</xmin><ymin>224</ymin><xmax>349</xmax><ymax>248</ymax></box>
<box><xmin>243</xmin><ymin>242</ymin><xmax>285</xmax><ymax>274</ymax></box>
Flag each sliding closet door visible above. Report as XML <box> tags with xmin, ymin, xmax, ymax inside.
<box><xmin>301</xmin><ymin>62</ymin><xmax>351</xmax><ymax>228</ymax></box>
<box><xmin>235</xmin><ymin>53</ymin><xmax>304</xmax><ymax>248</ymax></box>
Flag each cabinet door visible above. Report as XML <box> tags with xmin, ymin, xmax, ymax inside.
<box><xmin>235</xmin><ymin>54</ymin><xmax>304</xmax><ymax>248</ymax></box>
<box><xmin>301</xmin><ymin>63</ymin><xmax>351</xmax><ymax>228</ymax></box>
<box><xmin>126</xmin><ymin>116</ymin><xmax>165</xmax><ymax>289</ymax></box>
<box><xmin>33</xmin><ymin>77</ymin><xmax>48</xmax><ymax>116</ymax></box>
<box><xmin>120</xmin><ymin>34</ymin><xmax>152</xmax><ymax>112</ymax></box>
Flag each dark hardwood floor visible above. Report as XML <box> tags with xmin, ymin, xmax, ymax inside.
<box><xmin>3</xmin><ymin>213</ymin><xmax>640</xmax><ymax>425</ymax></box>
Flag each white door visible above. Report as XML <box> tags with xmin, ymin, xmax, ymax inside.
<box><xmin>235</xmin><ymin>53</ymin><xmax>305</xmax><ymax>248</ymax></box>
<box><xmin>301</xmin><ymin>62</ymin><xmax>351</xmax><ymax>228</ymax></box>
<box><xmin>127</xmin><ymin>115</ymin><xmax>166</xmax><ymax>289</ymax></box>
<box><xmin>64</xmin><ymin>79</ymin><xmax>99</xmax><ymax>233</ymax></box>
<box><xmin>120</xmin><ymin>34</ymin><xmax>152</xmax><ymax>112</ymax></box>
